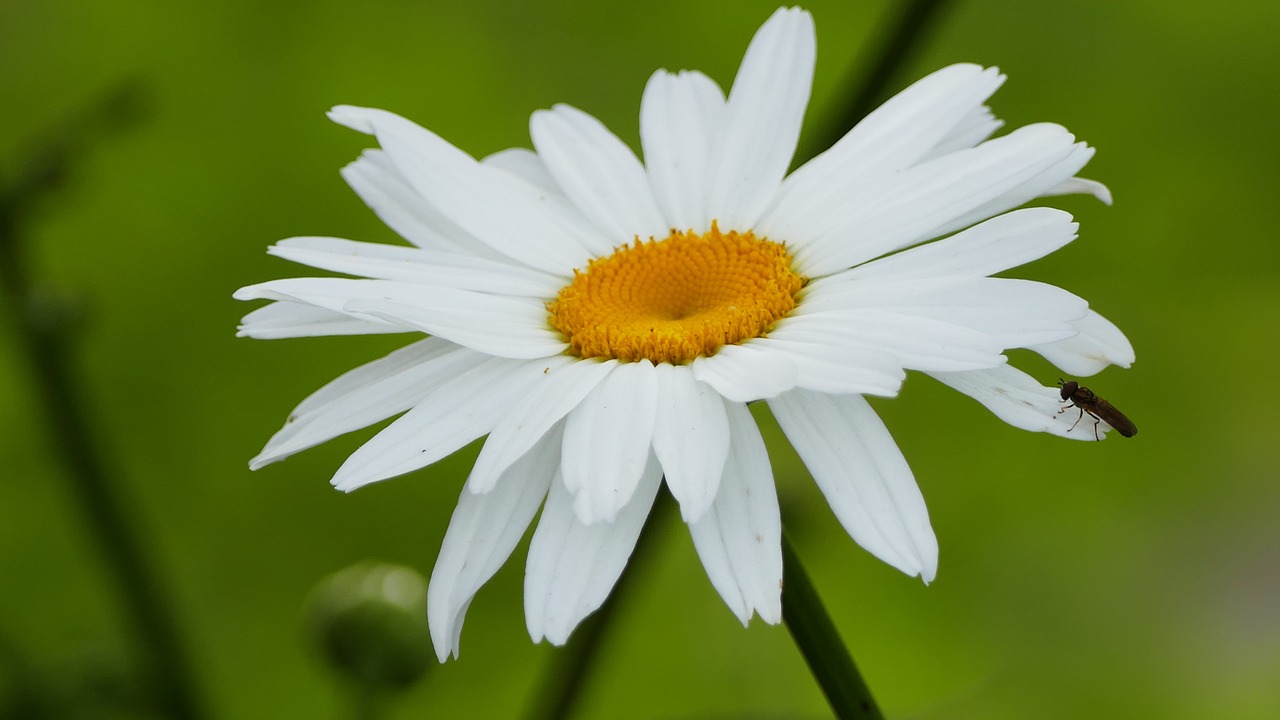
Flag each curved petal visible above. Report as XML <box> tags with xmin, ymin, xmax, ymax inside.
<box><xmin>833</xmin><ymin>207</ymin><xmax>1078</xmax><ymax>283</ymax></box>
<box><xmin>651</xmin><ymin>364</ymin><xmax>731</xmax><ymax>522</ymax></box>
<box><xmin>705</xmin><ymin>7</ymin><xmax>815</xmax><ymax>229</ymax></box>
<box><xmin>687</xmin><ymin>401</ymin><xmax>782</xmax><ymax>625</ymax></box>
<box><xmin>468</xmin><ymin>359</ymin><xmax>618</xmax><ymax>494</ymax></box>
<box><xmin>330</xmin><ymin>355</ymin><xmax>571</xmax><ymax>491</ymax></box>
<box><xmin>237</xmin><ymin>301</ymin><xmax>407</xmax><ymax>339</ymax></box>
<box><xmin>525</xmin><ymin>452</ymin><xmax>663</xmax><ymax>645</ymax></box>
<box><xmin>481</xmin><ymin>147</ymin><xmax>560</xmax><ymax>194</ymax></box>
<box><xmin>927</xmin><ymin>140</ymin><xmax>1099</xmax><ymax>241</ymax></box>
<box><xmin>639</xmin><ymin>69</ymin><xmax>726</xmax><ymax>233</ymax></box>
<box><xmin>1042</xmin><ymin>176</ymin><xmax>1112</xmax><ymax>205</ymax></box>
<box><xmin>268</xmin><ymin>236</ymin><xmax>562</xmax><ymax>297</ymax></box>
<box><xmin>793</xmin><ymin>124</ymin><xmax>1090</xmax><ymax>277</ymax></box>
<box><xmin>478</xmin><ymin>144</ymin><xmax>619</xmax><ymax>259</ymax></box>
<box><xmin>428</xmin><ymin>424</ymin><xmax>561</xmax><ymax>661</ymax></box>
<box><xmin>340</xmin><ymin>149</ymin><xmax>487</xmax><ymax>256</ymax></box>
<box><xmin>329</xmin><ymin>105</ymin><xmax>594</xmax><ymax>274</ymax></box>
<box><xmin>768</xmin><ymin>389</ymin><xmax>937</xmax><ymax>582</ymax></box>
<box><xmin>1030</xmin><ymin>309</ymin><xmax>1135</xmax><ymax>376</ymax></box>
<box><xmin>251</xmin><ymin>338</ymin><xmax>480</xmax><ymax>469</ymax></box>
<box><xmin>760</xmin><ymin>64</ymin><xmax>1005</xmax><ymax>241</ymax></box>
<box><xmin>690</xmin><ymin>342</ymin><xmax>799</xmax><ymax>403</ymax></box>
<box><xmin>920</xmin><ymin>105</ymin><xmax>1004</xmax><ymax>160</ymax></box>
<box><xmin>800</xmin><ymin>277</ymin><xmax>1088</xmax><ymax>349</ymax></box>
<box><xmin>928</xmin><ymin>365</ymin><xmax>1111</xmax><ymax>440</ymax></box>
<box><xmin>531</xmin><ymin>103</ymin><xmax>669</xmax><ymax>243</ymax></box>
<box><xmin>560</xmin><ymin>360</ymin><xmax>659</xmax><ymax>524</ymax></box>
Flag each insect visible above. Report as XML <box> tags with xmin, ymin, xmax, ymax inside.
<box><xmin>1057</xmin><ymin>378</ymin><xmax>1137</xmax><ymax>440</ymax></box>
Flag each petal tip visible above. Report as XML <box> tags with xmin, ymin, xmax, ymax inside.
<box><xmin>327</xmin><ymin>105</ymin><xmax>376</xmax><ymax>134</ymax></box>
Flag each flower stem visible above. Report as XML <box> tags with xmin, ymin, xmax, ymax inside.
<box><xmin>351</xmin><ymin>678</ymin><xmax>382</xmax><ymax>720</ymax></box>
<box><xmin>782</xmin><ymin>532</ymin><xmax>884</xmax><ymax>720</ymax></box>
<box><xmin>0</xmin><ymin>86</ymin><xmax>205</xmax><ymax>720</ymax></box>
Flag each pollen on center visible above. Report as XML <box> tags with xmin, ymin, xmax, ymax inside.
<box><xmin>548</xmin><ymin>222</ymin><xmax>806</xmax><ymax>364</ymax></box>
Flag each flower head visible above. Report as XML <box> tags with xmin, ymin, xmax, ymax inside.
<box><xmin>236</xmin><ymin>7</ymin><xmax>1133</xmax><ymax>660</ymax></box>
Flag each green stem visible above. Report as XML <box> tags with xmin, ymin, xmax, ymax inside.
<box><xmin>520</xmin><ymin>489</ymin><xmax>675</xmax><ymax>720</ymax></box>
<box><xmin>351</xmin><ymin>677</ymin><xmax>382</xmax><ymax>720</ymax></box>
<box><xmin>0</xmin><ymin>87</ymin><xmax>205</xmax><ymax>720</ymax></box>
<box><xmin>782</xmin><ymin>532</ymin><xmax>884</xmax><ymax>720</ymax></box>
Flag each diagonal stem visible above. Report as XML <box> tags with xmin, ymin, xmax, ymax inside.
<box><xmin>782</xmin><ymin>532</ymin><xmax>884</xmax><ymax>720</ymax></box>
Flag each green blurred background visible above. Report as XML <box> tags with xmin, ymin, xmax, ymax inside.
<box><xmin>2</xmin><ymin>0</ymin><xmax>1277</xmax><ymax>717</ymax></box>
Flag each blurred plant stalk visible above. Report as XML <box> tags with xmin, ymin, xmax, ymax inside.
<box><xmin>0</xmin><ymin>83</ymin><xmax>207</xmax><ymax>720</ymax></box>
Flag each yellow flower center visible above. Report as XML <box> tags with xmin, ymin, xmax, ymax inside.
<box><xmin>548</xmin><ymin>223</ymin><xmax>806</xmax><ymax>364</ymax></box>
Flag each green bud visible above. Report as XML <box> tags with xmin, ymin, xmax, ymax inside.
<box><xmin>305</xmin><ymin>562</ymin><xmax>432</xmax><ymax>692</ymax></box>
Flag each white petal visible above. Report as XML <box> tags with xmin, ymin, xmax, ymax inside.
<box><xmin>478</xmin><ymin>145</ymin><xmax>618</xmax><ymax>258</ymax></box>
<box><xmin>268</xmin><ymin>237</ymin><xmax>562</xmax><ymax>297</ymax></box>
<box><xmin>235</xmin><ymin>277</ymin><xmax>376</xmax><ymax>314</ymax></box>
<box><xmin>928</xmin><ymin>140</ymin><xmax>1098</xmax><ymax>241</ymax></box>
<box><xmin>428</xmin><ymin>425</ymin><xmax>561</xmax><ymax>661</ymax></box>
<box><xmin>705</xmin><ymin>7</ymin><xmax>815</xmax><ymax>229</ymax></box>
<box><xmin>781</xmin><ymin>311</ymin><xmax>1007</xmax><ymax>372</ymax></box>
<box><xmin>921</xmin><ymin>105</ymin><xmax>1004</xmax><ymax>160</ymax></box>
<box><xmin>560</xmin><ymin>360</ymin><xmax>659</xmax><ymax>524</ymax></box>
<box><xmin>237</xmin><ymin>301</ymin><xmax>407</xmax><ymax>339</ymax></box>
<box><xmin>1043</xmin><ymin>176</ymin><xmax>1113</xmax><ymax>205</ymax></box>
<box><xmin>928</xmin><ymin>365</ymin><xmax>1110</xmax><ymax>441</ymax></box>
<box><xmin>481</xmin><ymin>147</ymin><xmax>560</xmax><ymax>194</ymax></box>
<box><xmin>639</xmin><ymin>69</ymin><xmax>726</xmax><ymax>233</ymax></box>
<box><xmin>651</xmin><ymin>364</ymin><xmax>731</xmax><ymax>522</ymax></box>
<box><xmin>340</xmin><ymin>149</ymin><xmax>486</xmax><ymax>255</ymax></box>
<box><xmin>690</xmin><ymin>342</ymin><xmax>799</xmax><ymax>403</ymax></box>
<box><xmin>329</xmin><ymin>105</ymin><xmax>594</xmax><ymax>274</ymax></box>
<box><xmin>753</xmin><ymin>334</ymin><xmax>905</xmax><ymax>397</ymax></box>
<box><xmin>330</xmin><ymin>356</ymin><xmax>571</xmax><ymax>491</ymax></box>
<box><xmin>793</xmin><ymin>124</ymin><xmax>1090</xmax><ymax>277</ymax></box>
<box><xmin>468</xmin><ymin>359</ymin><xmax>618</xmax><ymax>494</ymax></box>
<box><xmin>760</xmin><ymin>64</ymin><xmax>1005</xmax><ymax>240</ymax></box>
<box><xmin>768</xmin><ymin>389</ymin><xmax>937</xmax><ymax>582</ymax></box>
<box><xmin>252</xmin><ymin>338</ymin><xmax>481</xmax><ymax>469</ymax></box>
<box><xmin>530</xmin><ymin>104</ymin><xmax>669</xmax><ymax>243</ymax></box>
<box><xmin>236</xmin><ymin>278</ymin><xmax>565</xmax><ymax>359</ymax></box>
<box><xmin>800</xmin><ymin>277</ymin><xmax>1088</xmax><ymax>348</ymax></box>
<box><xmin>347</xmin><ymin>297</ymin><xmax>566</xmax><ymax>360</ymax></box>
<box><xmin>1030</xmin><ymin>309</ymin><xmax>1135</xmax><ymax>375</ymax></box>
<box><xmin>525</xmin><ymin>453</ymin><xmax>663</xmax><ymax>645</ymax></box>
<box><xmin>836</xmin><ymin>208</ymin><xmax>1078</xmax><ymax>282</ymax></box>
<box><xmin>687</xmin><ymin>401</ymin><xmax>782</xmax><ymax>625</ymax></box>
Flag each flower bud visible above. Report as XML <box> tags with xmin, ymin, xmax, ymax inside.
<box><xmin>305</xmin><ymin>562</ymin><xmax>431</xmax><ymax>691</ymax></box>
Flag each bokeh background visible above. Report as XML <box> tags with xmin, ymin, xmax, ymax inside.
<box><xmin>2</xmin><ymin>0</ymin><xmax>1278</xmax><ymax>718</ymax></box>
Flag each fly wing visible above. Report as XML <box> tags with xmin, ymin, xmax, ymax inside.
<box><xmin>1095</xmin><ymin>399</ymin><xmax>1137</xmax><ymax>437</ymax></box>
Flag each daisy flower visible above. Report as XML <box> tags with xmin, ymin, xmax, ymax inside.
<box><xmin>235</xmin><ymin>6</ymin><xmax>1134</xmax><ymax>660</ymax></box>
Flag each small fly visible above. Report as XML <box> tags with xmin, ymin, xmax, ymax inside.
<box><xmin>1057</xmin><ymin>378</ymin><xmax>1137</xmax><ymax>440</ymax></box>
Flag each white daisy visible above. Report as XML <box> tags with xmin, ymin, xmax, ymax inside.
<box><xmin>236</xmin><ymin>6</ymin><xmax>1134</xmax><ymax>661</ymax></box>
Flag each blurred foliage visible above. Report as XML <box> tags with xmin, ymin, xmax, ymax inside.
<box><xmin>1</xmin><ymin>0</ymin><xmax>1278</xmax><ymax>718</ymax></box>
